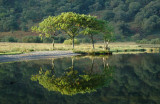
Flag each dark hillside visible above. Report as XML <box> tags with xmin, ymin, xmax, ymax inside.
<box><xmin>0</xmin><ymin>0</ymin><xmax>160</xmax><ymax>41</ymax></box>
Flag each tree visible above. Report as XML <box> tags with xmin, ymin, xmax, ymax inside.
<box><xmin>102</xmin><ymin>22</ymin><xmax>114</xmax><ymax>50</ymax></box>
<box><xmin>81</xmin><ymin>19</ymin><xmax>105</xmax><ymax>49</ymax></box>
<box><xmin>52</xmin><ymin>12</ymin><xmax>102</xmax><ymax>49</ymax></box>
<box><xmin>89</xmin><ymin>2</ymin><xmax>102</xmax><ymax>12</ymax></box>
<box><xmin>32</xmin><ymin>12</ymin><xmax>106</xmax><ymax>49</ymax></box>
<box><xmin>32</xmin><ymin>12</ymin><xmax>113</xmax><ymax>50</ymax></box>
<box><xmin>81</xmin><ymin>28</ymin><xmax>98</xmax><ymax>49</ymax></box>
<box><xmin>31</xmin><ymin>16</ymin><xmax>57</xmax><ymax>49</ymax></box>
<box><xmin>52</xmin><ymin>12</ymin><xmax>82</xmax><ymax>49</ymax></box>
<box><xmin>128</xmin><ymin>2</ymin><xmax>141</xmax><ymax>16</ymax></box>
<box><xmin>82</xmin><ymin>19</ymin><xmax>114</xmax><ymax>50</ymax></box>
<box><xmin>142</xmin><ymin>15</ymin><xmax>160</xmax><ymax>33</ymax></box>
<box><xmin>102</xmin><ymin>10</ymin><xmax>115</xmax><ymax>21</ymax></box>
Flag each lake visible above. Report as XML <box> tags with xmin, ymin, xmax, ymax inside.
<box><xmin>0</xmin><ymin>53</ymin><xmax>160</xmax><ymax>104</ymax></box>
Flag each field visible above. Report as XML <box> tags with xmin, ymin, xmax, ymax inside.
<box><xmin>0</xmin><ymin>42</ymin><xmax>160</xmax><ymax>55</ymax></box>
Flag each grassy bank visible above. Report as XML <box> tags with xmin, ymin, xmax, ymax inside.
<box><xmin>0</xmin><ymin>42</ymin><xmax>160</xmax><ymax>55</ymax></box>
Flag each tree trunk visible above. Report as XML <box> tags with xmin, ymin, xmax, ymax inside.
<box><xmin>72</xmin><ymin>37</ymin><xmax>74</xmax><ymax>49</ymax></box>
<box><xmin>106</xmin><ymin>40</ymin><xmax>110</xmax><ymax>51</ymax></box>
<box><xmin>104</xmin><ymin>39</ymin><xmax>110</xmax><ymax>51</ymax></box>
<box><xmin>52</xmin><ymin>38</ymin><xmax>54</xmax><ymax>50</ymax></box>
<box><xmin>90</xmin><ymin>58</ymin><xmax>94</xmax><ymax>74</ymax></box>
<box><xmin>103</xmin><ymin>57</ymin><xmax>109</xmax><ymax>70</ymax></box>
<box><xmin>51</xmin><ymin>58</ymin><xmax>55</xmax><ymax>74</ymax></box>
<box><xmin>104</xmin><ymin>40</ymin><xmax>106</xmax><ymax>50</ymax></box>
<box><xmin>91</xmin><ymin>34</ymin><xmax>95</xmax><ymax>49</ymax></box>
<box><xmin>72</xmin><ymin>58</ymin><xmax>74</xmax><ymax>67</ymax></box>
<box><xmin>52</xmin><ymin>58</ymin><xmax>54</xmax><ymax>69</ymax></box>
<box><xmin>103</xmin><ymin>57</ymin><xmax>106</xmax><ymax>68</ymax></box>
<box><xmin>72</xmin><ymin>58</ymin><xmax>74</xmax><ymax>70</ymax></box>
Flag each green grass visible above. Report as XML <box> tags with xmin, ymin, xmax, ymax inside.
<box><xmin>0</xmin><ymin>51</ymin><xmax>23</xmax><ymax>55</ymax></box>
<box><xmin>73</xmin><ymin>50</ymin><xmax>112</xmax><ymax>55</ymax></box>
<box><xmin>0</xmin><ymin>42</ymin><xmax>159</xmax><ymax>55</ymax></box>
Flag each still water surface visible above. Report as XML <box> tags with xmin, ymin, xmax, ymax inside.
<box><xmin>0</xmin><ymin>53</ymin><xmax>160</xmax><ymax>104</ymax></box>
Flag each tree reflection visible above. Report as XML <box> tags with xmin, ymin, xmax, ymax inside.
<box><xmin>31</xmin><ymin>57</ymin><xmax>114</xmax><ymax>95</ymax></box>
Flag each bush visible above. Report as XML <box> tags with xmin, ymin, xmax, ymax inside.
<box><xmin>22</xmin><ymin>36</ymin><xmax>42</xmax><ymax>43</ymax></box>
<box><xmin>43</xmin><ymin>37</ymin><xmax>53</xmax><ymax>43</ymax></box>
<box><xmin>150</xmin><ymin>38</ymin><xmax>160</xmax><ymax>44</ymax></box>
<box><xmin>43</xmin><ymin>36</ymin><xmax>66</xmax><ymax>43</ymax></box>
<box><xmin>1</xmin><ymin>36</ymin><xmax>18</xmax><ymax>42</ymax></box>
<box><xmin>63</xmin><ymin>39</ymin><xmax>80</xmax><ymax>45</ymax></box>
<box><xmin>136</xmin><ymin>38</ymin><xmax>160</xmax><ymax>44</ymax></box>
<box><xmin>54</xmin><ymin>36</ymin><xmax>66</xmax><ymax>43</ymax></box>
<box><xmin>136</xmin><ymin>39</ymin><xmax>148</xmax><ymax>44</ymax></box>
<box><xmin>81</xmin><ymin>38</ymin><xmax>91</xmax><ymax>43</ymax></box>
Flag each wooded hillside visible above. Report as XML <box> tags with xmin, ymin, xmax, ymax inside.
<box><xmin>0</xmin><ymin>0</ymin><xmax>160</xmax><ymax>41</ymax></box>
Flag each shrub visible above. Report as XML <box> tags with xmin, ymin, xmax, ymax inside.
<box><xmin>43</xmin><ymin>36</ymin><xmax>66</xmax><ymax>43</ymax></box>
<box><xmin>150</xmin><ymin>38</ymin><xmax>160</xmax><ymax>44</ymax></box>
<box><xmin>63</xmin><ymin>39</ymin><xmax>80</xmax><ymax>45</ymax></box>
<box><xmin>140</xmin><ymin>39</ymin><xmax>148</xmax><ymax>44</ymax></box>
<box><xmin>43</xmin><ymin>37</ymin><xmax>53</xmax><ymax>43</ymax></box>
<box><xmin>136</xmin><ymin>38</ymin><xmax>160</xmax><ymax>44</ymax></box>
<box><xmin>54</xmin><ymin>36</ymin><xmax>66</xmax><ymax>43</ymax></box>
<box><xmin>136</xmin><ymin>39</ymin><xmax>149</xmax><ymax>44</ymax></box>
<box><xmin>22</xmin><ymin>36</ymin><xmax>42</xmax><ymax>43</ymax></box>
<box><xmin>81</xmin><ymin>38</ymin><xmax>91</xmax><ymax>43</ymax></box>
<box><xmin>1</xmin><ymin>36</ymin><xmax>18</xmax><ymax>42</ymax></box>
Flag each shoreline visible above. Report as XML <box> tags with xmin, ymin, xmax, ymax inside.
<box><xmin>1</xmin><ymin>50</ymin><xmax>159</xmax><ymax>63</ymax></box>
<box><xmin>0</xmin><ymin>51</ymin><xmax>79</xmax><ymax>63</ymax></box>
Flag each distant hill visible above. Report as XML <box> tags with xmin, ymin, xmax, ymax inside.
<box><xmin>0</xmin><ymin>0</ymin><xmax>160</xmax><ymax>41</ymax></box>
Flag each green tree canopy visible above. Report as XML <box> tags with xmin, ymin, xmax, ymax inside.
<box><xmin>32</xmin><ymin>12</ymin><xmax>111</xmax><ymax>49</ymax></box>
<box><xmin>31</xmin><ymin>16</ymin><xmax>57</xmax><ymax>48</ymax></box>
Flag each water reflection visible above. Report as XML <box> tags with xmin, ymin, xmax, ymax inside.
<box><xmin>31</xmin><ymin>57</ymin><xmax>114</xmax><ymax>95</ymax></box>
<box><xmin>0</xmin><ymin>54</ymin><xmax>160</xmax><ymax>104</ymax></box>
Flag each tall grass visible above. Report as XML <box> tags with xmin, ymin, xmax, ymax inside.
<box><xmin>0</xmin><ymin>42</ymin><xmax>159</xmax><ymax>55</ymax></box>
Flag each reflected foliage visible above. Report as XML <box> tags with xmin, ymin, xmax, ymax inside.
<box><xmin>31</xmin><ymin>58</ymin><xmax>114</xmax><ymax>95</ymax></box>
<box><xmin>0</xmin><ymin>54</ymin><xmax>160</xmax><ymax>104</ymax></box>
